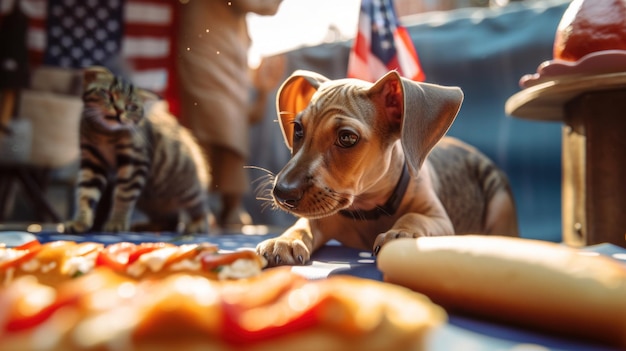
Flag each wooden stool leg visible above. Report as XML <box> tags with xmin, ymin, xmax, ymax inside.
<box><xmin>15</xmin><ymin>167</ymin><xmax>62</xmax><ymax>223</ymax></box>
<box><xmin>563</xmin><ymin>90</ymin><xmax>626</xmax><ymax>247</ymax></box>
<box><xmin>0</xmin><ymin>170</ymin><xmax>16</xmax><ymax>221</ymax></box>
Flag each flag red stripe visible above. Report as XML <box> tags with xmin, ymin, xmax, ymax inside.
<box><xmin>29</xmin><ymin>52</ymin><xmax>44</xmax><ymax>67</ymax></box>
<box><xmin>29</xmin><ymin>18</ymin><xmax>45</xmax><ymax>29</ymax></box>
<box><xmin>123</xmin><ymin>24</ymin><xmax>172</xmax><ymax>37</ymax></box>
<box><xmin>353</xmin><ymin>32</ymin><xmax>369</xmax><ymax>61</ymax></box>
<box><xmin>126</xmin><ymin>57</ymin><xmax>170</xmax><ymax>70</ymax></box>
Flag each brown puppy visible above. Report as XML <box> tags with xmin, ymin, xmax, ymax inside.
<box><xmin>256</xmin><ymin>70</ymin><xmax>519</xmax><ymax>266</ymax></box>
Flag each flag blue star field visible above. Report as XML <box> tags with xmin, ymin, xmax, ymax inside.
<box><xmin>43</xmin><ymin>0</ymin><xmax>123</xmax><ymax>69</ymax></box>
<box><xmin>348</xmin><ymin>0</ymin><xmax>425</xmax><ymax>82</ymax></box>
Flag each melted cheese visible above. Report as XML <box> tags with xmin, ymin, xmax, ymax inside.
<box><xmin>126</xmin><ymin>247</ymin><xmax>179</xmax><ymax>277</ymax></box>
<box><xmin>20</xmin><ymin>259</ymin><xmax>41</xmax><ymax>272</ymax></box>
<box><xmin>169</xmin><ymin>259</ymin><xmax>202</xmax><ymax>272</ymax></box>
<box><xmin>40</xmin><ymin>261</ymin><xmax>57</xmax><ymax>274</ymax></box>
<box><xmin>0</xmin><ymin>249</ymin><xmax>25</xmax><ymax>264</ymax></box>
<box><xmin>218</xmin><ymin>258</ymin><xmax>261</xmax><ymax>280</ymax></box>
<box><xmin>63</xmin><ymin>251</ymin><xmax>98</xmax><ymax>277</ymax></box>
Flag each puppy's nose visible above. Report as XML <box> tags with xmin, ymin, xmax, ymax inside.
<box><xmin>273</xmin><ymin>184</ymin><xmax>303</xmax><ymax>209</ymax></box>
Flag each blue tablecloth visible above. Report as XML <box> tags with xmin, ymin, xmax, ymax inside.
<box><xmin>1</xmin><ymin>231</ymin><xmax>624</xmax><ymax>351</ymax></box>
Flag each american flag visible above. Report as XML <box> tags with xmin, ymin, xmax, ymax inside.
<box><xmin>347</xmin><ymin>0</ymin><xmax>425</xmax><ymax>82</ymax></box>
<box><xmin>0</xmin><ymin>0</ymin><xmax>177</xmax><ymax>101</ymax></box>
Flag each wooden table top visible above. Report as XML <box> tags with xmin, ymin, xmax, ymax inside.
<box><xmin>505</xmin><ymin>72</ymin><xmax>626</xmax><ymax>121</ymax></box>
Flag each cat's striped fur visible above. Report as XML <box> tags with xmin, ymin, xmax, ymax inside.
<box><xmin>64</xmin><ymin>66</ymin><xmax>210</xmax><ymax>234</ymax></box>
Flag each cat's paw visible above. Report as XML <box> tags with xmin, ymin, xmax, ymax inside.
<box><xmin>63</xmin><ymin>220</ymin><xmax>91</xmax><ymax>234</ymax></box>
<box><xmin>185</xmin><ymin>217</ymin><xmax>209</xmax><ymax>234</ymax></box>
<box><xmin>103</xmin><ymin>220</ymin><xmax>131</xmax><ymax>233</ymax></box>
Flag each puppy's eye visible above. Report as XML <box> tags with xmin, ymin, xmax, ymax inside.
<box><xmin>336</xmin><ymin>129</ymin><xmax>359</xmax><ymax>148</ymax></box>
<box><xmin>293</xmin><ymin>121</ymin><xmax>304</xmax><ymax>140</ymax></box>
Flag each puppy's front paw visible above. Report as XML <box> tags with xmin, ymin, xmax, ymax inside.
<box><xmin>256</xmin><ymin>237</ymin><xmax>311</xmax><ymax>267</ymax></box>
<box><xmin>373</xmin><ymin>229</ymin><xmax>419</xmax><ymax>255</ymax></box>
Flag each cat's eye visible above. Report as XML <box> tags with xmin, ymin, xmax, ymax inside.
<box><xmin>336</xmin><ymin>129</ymin><xmax>359</xmax><ymax>148</ymax></box>
<box><xmin>293</xmin><ymin>121</ymin><xmax>304</xmax><ymax>140</ymax></box>
<box><xmin>126</xmin><ymin>103</ymin><xmax>140</xmax><ymax>113</ymax></box>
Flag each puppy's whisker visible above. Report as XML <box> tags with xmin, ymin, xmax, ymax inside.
<box><xmin>259</xmin><ymin>200</ymin><xmax>278</xmax><ymax>213</ymax></box>
<box><xmin>245</xmin><ymin>165</ymin><xmax>278</xmax><ymax>211</ymax></box>
<box><xmin>244</xmin><ymin>165</ymin><xmax>274</xmax><ymax>174</ymax></box>
<box><xmin>245</xmin><ymin>166</ymin><xmax>275</xmax><ymax>188</ymax></box>
<box><xmin>251</xmin><ymin>175</ymin><xmax>273</xmax><ymax>188</ymax></box>
<box><xmin>254</xmin><ymin>188</ymin><xmax>275</xmax><ymax>203</ymax></box>
<box><xmin>252</xmin><ymin>184</ymin><xmax>278</xmax><ymax>215</ymax></box>
<box><xmin>251</xmin><ymin>175</ymin><xmax>274</xmax><ymax>194</ymax></box>
<box><xmin>278</xmin><ymin>110</ymin><xmax>295</xmax><ymax>117</ymax></box>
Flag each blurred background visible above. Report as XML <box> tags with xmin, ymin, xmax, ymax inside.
<box><xmin>0</xmin><ymin>0</ymin><xmax>568</xmax><ymax>241</ymax></box>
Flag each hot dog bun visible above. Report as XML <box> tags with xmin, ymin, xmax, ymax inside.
<box><xmin>377</xmin><ymin>235</ymin><xmax>626</xmax><ymax>347</ymax></box>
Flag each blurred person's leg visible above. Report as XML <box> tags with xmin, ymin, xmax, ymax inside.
<box><xmin>208</xmin><ymin>144</ymin><xmax>252</xmax><ymax>228</ymax></box>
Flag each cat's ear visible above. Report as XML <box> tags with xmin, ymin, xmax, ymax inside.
<box><xmin>276</xmin><ymin>70</ymin><xmax>329</xmax><ymax>149</ymax></box>
<box><xmin>135</xmin><ymin>89</ymin><xmax>160</xmax><ymax>103</ymax></box>
<box><xmin>134</xmin><ymin>88</ymin><xmax>160</xmax><ymax>114</ymax></box>
<box><xmin>83</xmin><ymin>66</ymin><xmax>114</xmax><ymax>90</ymax></box>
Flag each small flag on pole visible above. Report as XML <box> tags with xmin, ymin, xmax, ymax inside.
<box><xmin>347</xmin><ymin>0</ymin><xmax>425</xmax><ymax>82</ymax></box>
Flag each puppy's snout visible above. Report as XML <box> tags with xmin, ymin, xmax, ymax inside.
<box><xmin>273</xmin><ymin>183</ymin><xmax>303</xmax><ymax>209</ymax></box>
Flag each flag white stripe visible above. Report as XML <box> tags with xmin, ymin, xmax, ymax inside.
<box><xmin>358</xmin><ymin>11</ymin><xmax>371</xmax><ymax>42</ymax></box>
<box><xmin>22</xmin><ymin>0</ymin><xmax>47</xmax><ymax>18</ymax></box>
<box><xmin>1</xmin><ymin>0</ymin><xmax>46</xmax><ymax>18</ymax></box>
<box><xmin>125</xmin><ymin>2</ymin><xmax>171</xmax><ymax>25</ymax></box>
<box><xmin>131</xmin><ymin>69</ymin><xmax>168</xmax><ymax>93</ymax></box>
<box><xmin>367</xmin><ymin>53</ymin><xmax>392</xmax><ymax>80</ymax></box>
<box><xmin>28</xmin><ymin>28</ymin><xmax>46</xmax><ymax>52</ymax></box>
<box><xmin>347</xmin><ymin>51</ymin><xmax>369</xmax><ymax>80</ymax></box>
<box><xmin>122</xmin><ymin>37</ymin><xmax>170</xmax><ymax>58</ymax></box>
<box><xmin>394</xmin><ymin>32</ymin><xmax>420</xmax><ymax>78</ymax></box>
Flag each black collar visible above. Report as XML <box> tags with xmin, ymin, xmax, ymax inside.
<box><xmin>339</xmin><ymin>162</ymin><xmax>410</xmax><ymax>220</ymax></box>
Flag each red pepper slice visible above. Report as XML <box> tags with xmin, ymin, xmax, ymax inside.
<box><xmin>220</xmin><ymin>296</ymin><xmax>322</xmax><ymax>345</ymax></box>
<box><xmin>95</xmin><ymin>242</ymin><xmax>137</xmax><ymax>272</ymax></box>
<box><xmin>96</xmin><ymin>242</ymin><xmax>176</xmax><ymax>272</ymax></box>
<box><xmin>4</xmin><ymin>294</ymin><xmax>79</xmax><ymax>333</ymax></box>
<box><xmin>14</xmin><ymin>239</ymin><xmax>42</xmax><ymax>251</ymax></box>
<box><xmin>3</xmin><ymin>267</ymin><xmax>126</xmax><ymax>333</ymax></box>
<box><xmin>126</xmin><ymin>243</ymin><xmax>174</xmax><ymax>266</ymax></box>
<box><xmin>0</xmin><ymin>241</ymin><xmax>44</xmax><ymax>271</ymax></box>
<box><xmin>162</xmin><ymin>243</ymin><xmax>218</xmax><ymax>268</ymax></box>
<box><xmin>72</xmin><ymin>242</ymin><xmax>104</xmax><ymax>257</ymax></box>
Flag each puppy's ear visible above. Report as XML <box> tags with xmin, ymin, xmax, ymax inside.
<box><xmin>276</xmin><ymin>70</ymin><xmax>329</xmax><ymax>149</ymax></box>
<box><xmin>370</xmin><ymin>71</ymin><xmax>463</xmax><ymax>174</ymax></box>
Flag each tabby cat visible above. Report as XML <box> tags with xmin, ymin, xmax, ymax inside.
<box><xmin>64</xmin><ymin>66</ymin><xmax>210</xmax><ymax>234</ymax></box>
